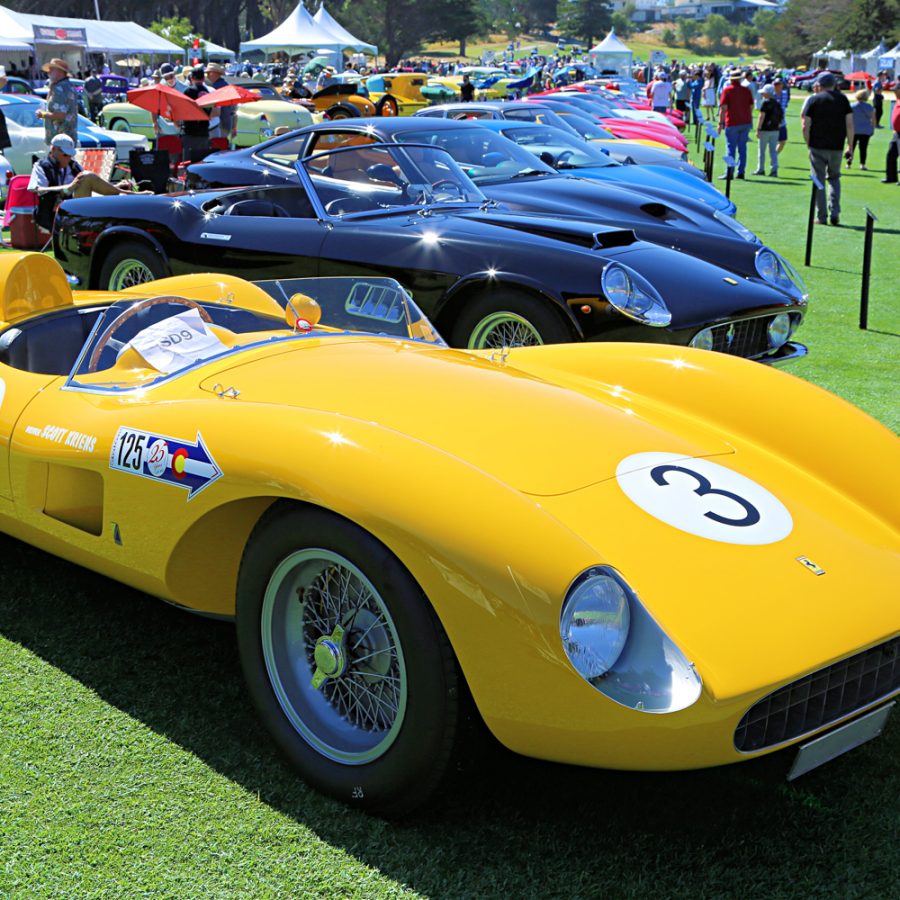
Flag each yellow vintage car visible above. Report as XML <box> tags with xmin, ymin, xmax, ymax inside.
<box><xmin>1</xmin><ymin>251</ymin><xmax>897</xmax><ymax>817</ymax></box>
<box><xmin>98</xmin><ymin>82</ymin><xmax>314</xmax><ymax>147</ymax></box>
<box><xmin>362</xmin><ymin>73</ymin><xmax>431</xmax><ymax>114</ymax></box>
<box><xmin>431</xmin><ymin>67</ymin><xmax>516</xmax><ymax>101</ymax></box>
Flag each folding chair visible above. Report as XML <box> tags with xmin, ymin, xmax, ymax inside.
<box><xmin>2</xmin><ymin>175</ymin><xmax>48</xmax><ymax>250</ymax></box>
<box><xmin>74</xmin><ymin>147</ymin><xmax>116</xmax><ymax>182</ymax></box>
<box><xmin>128</xmin><ymin>149</ymin><xmax>172</xmax><ymax>194</ymax></box>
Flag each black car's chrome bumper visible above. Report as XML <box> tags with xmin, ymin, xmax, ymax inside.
<box><xmin>762</xmin><ymin>341</ymin><xmax>808</xmax><ymax>367</ymax></box>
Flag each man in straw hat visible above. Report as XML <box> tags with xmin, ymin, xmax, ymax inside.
<box><xmin>205</xmin><ymin>61</ymin><xmax>233</xmax><ymax>143</ymax></box>
<box><xmin>36</xmin><ymin>58</ymin><xmax>78</xmax><ymax>146</ymax></box>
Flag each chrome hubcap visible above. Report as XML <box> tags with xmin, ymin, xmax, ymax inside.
<box><xmin>108</xmin><ymin>259</ymin><xmax>154</xmax><ymax>290</ymax></box>
<box><xmin>261</xmin><ymin>549</ymin><xmax>407</xmax><ymax>764</ymax></box>
<box><xmin>468</xmin><ymin>311</ymin><xmax>544</xmax><ymax>349</ymax></box>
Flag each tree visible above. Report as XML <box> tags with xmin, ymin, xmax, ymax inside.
<box><xmin>661</xmin><ymin>28</ymin><xmax>676</xmax><ymax>47</ymax></box>
<box><xmin>556</xmin><ymin>0</ymin><xmax>613</xmax><ymax>49</ymax></box>
<box><xmin>737</xmin><ymin>24</ymin><xmax>759</xmax><ymax>49</ymax></box>
<box><xmin>703</xmin><ymin>14</ymin><xmax>730</xmax><ymax>51</ymax></box>
<box><xmin>610</xmin><ymin>11</ymin><xmax>633</xmax><ymax>39</ymax></box>
<box><xmin>430</xmin><ymin>0</ymin><xmax>486</xmax><ymax>57</ymax></box>
<box><xmin>762</xmin><ymin>0</ymin><xmax>853</xmax><ymax>67</ymax></box>
<box><xmin>831</xmin><ymin>0</ymin><xmax>900</xmax><ymax>50</ymax></box>
<box><xmin>676</xmin><ymin>18</ymin><xmax>699</xmax><ymax>47</ymax></box>
<box><xmin>148</xmin><ymin>16</ymin><xmax>200</xmax><ymax>52</ymax></box>
<box><xmin>259</xmin><ymin>0</ymin><xmax>296</xmax><ymax>28</ymax></box>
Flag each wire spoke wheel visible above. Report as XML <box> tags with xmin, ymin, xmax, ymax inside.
<box><xmin>107</xmin><ymin>258</ymin><xmax>156</xmax><ymax>290</ymax></box>
<box><xmin>260</xmin><ymin>548</ymin><xmax>408</xmax><ymax>765</ymax></box>
<box><xmin>468</xmin><ymin>311</ymin><xmax>545</xmax><ymax>349</ymax></box>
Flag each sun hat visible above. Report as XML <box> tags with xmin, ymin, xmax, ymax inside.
<box><xmin>159</xmin><ymin>62</ymin><xmax>176</xmax><ymax>77</ymax></box>
<box><xmin>42</xmin><ymin>58</ymin><xmax>70</xmax><ymax>74</ymax></box>
<box><xmin>760</xmin><ymin>84</ymin><xmax>774</xmax><ymax>96</ymax></box>
<box><xmin>728</xmin><ymin>70</ymin><xmax>742</xmax><ymax>80</ymax></box>
<box><xmin>206</xmin><ymin>62</ymin><xmax>225</xmax><ymax>76</ymax></box>
<box><xmin>50</xmin><ymin>134</ymin><xmax>77</xmax><ymax>156</ymax></box>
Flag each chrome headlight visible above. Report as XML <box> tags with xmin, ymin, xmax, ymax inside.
<box><xmin>713</xmin><ymin>209</ymin><xmax>758</xmax><ymax>242</ymax></box>
<box><xmin>561</xmin><ymin>569</ymin><xmax>630</xmax><ymax>679</ymax></box>
<box><xmin>689</xmin><ymin>327</ymin><xmax>714</xmax><ymax>351</ymax></box>
<box><xmin>601</xmin><ymin>262</ymin><xmax>672</xmax><ymax>327</ymax></box>
<box><xmin>767</xmin><ymin>313</ymin><xmax>791</xmax><ymax>348</ymax></box>
<box><xmin>561</xmin><ymin>566</ymin><xmax>702</xmax><ymax>713</ymax></box>
<box><xmin>755</xmin><ymin>247</ymin><xmax>807</xmax><ymax>297</ymax></box>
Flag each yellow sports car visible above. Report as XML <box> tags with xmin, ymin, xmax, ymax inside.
<box><xmin>1</xmin><ymin>251</ymin><xmax>897</xmax><ymax>817</ymax></box>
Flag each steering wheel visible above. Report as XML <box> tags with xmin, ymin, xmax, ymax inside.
<box><xmin>87</xmin><ymin>296</ymin><xmax>213</xmax><ymax>373</ymax></box>
<box><xmin>555</xmin><ymin>150</ymin><xmax>574</xmax><ymax>167</ymax></box>
<box><xmin>430</xmin><ymin>178</ymin><xmax>459</xmax><ymax>190</ymax></box>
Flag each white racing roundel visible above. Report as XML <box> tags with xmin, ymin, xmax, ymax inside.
<box><xmin>616</xmin><ymin>452</ymin><xmax>793</xmax><ymax>545</ymax></box>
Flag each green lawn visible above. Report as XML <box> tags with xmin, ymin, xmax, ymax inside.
<box><xmin>0</xmin><ymin>99</ymin><xmax>898</xmax><ymax>897</ymax></box>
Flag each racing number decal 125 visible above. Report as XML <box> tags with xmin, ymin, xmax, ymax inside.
<box><xmin>115</xmin><ymin>429</ymin><xmax>147</xmax><ymax>471</ymax></box>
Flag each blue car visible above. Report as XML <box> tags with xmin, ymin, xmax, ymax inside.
<box><xmin>472</xmin><ymin>119</ymin><xmax>736</xmax><ymax>215</ymax></box>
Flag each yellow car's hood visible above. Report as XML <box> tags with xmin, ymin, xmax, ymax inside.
<box><xmin>199</xmin><ymin>337</ymin><xmax>732</xmax><ymax>495</ymax></box>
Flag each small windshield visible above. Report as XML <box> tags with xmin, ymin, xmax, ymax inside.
<box><xmin>65</xmin><ymin>276</ymin><xmax>444</xmax><ymax>393</ymax></box>
<box><xmin>394</xmin><ymin>128</ymin><xmax>557</xmax><ymax>184</ymax></box>
<box><xmin>498</xmin><ymin>125</ymin><xmax>619</xmax><ymax>169</ymax></box>
<box><xmin>301</xmin><ymin>143</ymin><xmax>485</xmax><ymax>216</ymax></box>
<box><xmin>1</xmin><ymin>100</ymin><xmax>42</xmax><ymax>128</ymax></box>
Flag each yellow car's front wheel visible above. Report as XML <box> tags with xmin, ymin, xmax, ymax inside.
<box><xmin>236</xmin><ymin>503</ymin><xmax>462</xmax><ymax>816</ymax></box>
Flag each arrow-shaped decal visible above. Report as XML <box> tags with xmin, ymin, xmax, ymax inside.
<box><xmin>110</xmin><ymin>427</ymin><xmax>222</xmax><ymax>499</ymax></box>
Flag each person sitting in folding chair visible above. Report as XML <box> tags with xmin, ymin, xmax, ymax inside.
<box><xmin>27</xmin><ymin>135</ymin><xmax>150</xmax><ymax>232</ymax></box>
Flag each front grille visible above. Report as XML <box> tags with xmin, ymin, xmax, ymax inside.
<box><xmin>708</xmin><ymin>316</ymin><xmax>771</xmax><ymax>358</ymax></box>
<box><xmin>735</xmin><ymin>637</ymin><xmax>900</xmax><ymax>752</ymax></box>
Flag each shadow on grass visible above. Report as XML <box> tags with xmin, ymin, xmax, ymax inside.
<box><xmin>864</xmin><ymin>328</ymin><xmax>900</xmax><ymax>338</ymax></box>
<box><xmin>0</xmin><ymin>534</ymin><xmax>895</xmax><ymax>896</ymax></box>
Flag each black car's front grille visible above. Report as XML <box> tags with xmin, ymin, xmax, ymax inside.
<box><xmin>708</xmin><ymin>316</ymin><xmax>771</xmax><ymax>358</ymax></box>
<box><xmin>735</xmin><ymin>637</ymin><xmax>900</xmax><ymax>752</ymax></box>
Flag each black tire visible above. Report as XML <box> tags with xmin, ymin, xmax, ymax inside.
<box><xmin>449</xmin><ymin>288</ymin><xmax>574</xmax><ymax>349</ymax></box>
<box><xmin>325</xmin><ymin>102</ymin><xmax>361</xmax><ymax>120</ymax></box>
<box><xmin>98</xmin><ymin>239</ymin><xmax>168</xmax><ymax>291</ymax></box>
<box><xmin>375</xmin><ymin>94</ymin><xmax>400</xmax><ymax>117</ymax></box>
<box><xmin>236</xmin><ymin>503</ymin><xmax>461</xmax><ymax>817</ymax></box>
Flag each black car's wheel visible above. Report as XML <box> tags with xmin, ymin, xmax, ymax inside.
<box><xmin>98</xmin><ymin>240</ymin><xmax>168</xmax><ymax>290</ymax></box>
<box><xmin>326</xmin><ymin>102</ymin><xmax>361</xmax><ymax>120</ymax></box>
<box><xmin>236</xmin><ymin>504</ymin><xmax>462</xmax><ymax>817</ymax></box>
<box><xmin>375</xmin><ymin>94</ymin><xmax>400</xmax><ymax>117</ymax></box>
<box><xmin>450</xmin><ymin>289</ymin><xmax>573</xmax><ymax>349</ymax></box>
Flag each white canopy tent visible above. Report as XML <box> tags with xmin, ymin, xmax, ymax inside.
<box><xmin>0</xmin><ymin>4</ymin><xmax>181</xmax><ymax>73</ymax></box>
<box><xmin>313</xmin><ymin>5</ymin><xmax>377</xmax><ymax>57</ymax></box>
<box><xmin>860</xmin><ymin>41</ymin><xmax>888</xmax><ymax>74</ymax></box>
<box><xmin>240</xmin><ymin>2</ymin><xmax>347</xmax><ymax>63</ymax></box>
<box><xmin>880</xmin><ymin>42</ymin><xmax>900</xmax><ymax>77</ymax></box>
<box><xmin>200</xmin><ymin>39</ymin><xmax>237</xmax><ymax>61</ymax></box>
<box><xmin>588</xmin><ymin>30</ymin><xmax>633</xmax><ymax>78</ymax></box>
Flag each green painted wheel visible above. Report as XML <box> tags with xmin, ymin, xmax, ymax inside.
<box><xmin>467</xmin><ymin>311</ymin><xmax>545</xmax><ymax>349</ymax></box>
<box><xmin>107</xmin><ymin>258</ymin><xmax>155</xmax><ymax>290</ymax></box>
<box><xmin>109</xmin><ymin>118</ymin><xmax>131</xmax><ymax>132</ymax></box>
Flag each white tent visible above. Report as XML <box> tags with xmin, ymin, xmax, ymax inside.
<box><xmin>860</xmin><ymin>40</ymin><xmax>888</xmax><ymax>74</ymax></box>
<box><xmin>588</xmin><ymin>29</ymin><xmax>633</xmax><ymax>78</ymax></box>
<box><xmin>880</xmin><ymin>42</ymin><xmax>900</xmax><ymax>77</ymax></box>
<box><xmin>313</xmin><ymin>5</ymin><xmax>377</xmax><ymax>56</ymax></box>
<box><xmin>200</xmin><ymin>39</ymin><xmax>236</xmax><ymax>61</ymax></box>
<box><xmin>239</xmin><ymin>2</ymin><xmax>346</xmax><ymax>59</ymax></box>
<box><xmin>0</xmin><ymin>4</ymin><xmax>181</xmax><ymax>62</ymax></box>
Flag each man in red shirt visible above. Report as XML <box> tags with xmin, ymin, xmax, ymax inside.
<box><xmin>883</xmin><ymin>98</ymin><xmax>900</xmax><ymax>184</ymax></box>
<box><xmin>718</xmin><ymin>69</ymin><xmax>754</xmax><ymax>179</ymax></box>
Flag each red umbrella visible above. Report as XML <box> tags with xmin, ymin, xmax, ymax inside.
<box><xmin>196</xmin><ymin>84</ymin><xmax>263</xmax><ymax>108</ymax></box>
<box><xmin>844</xmin><ymin>71</ymin><xmax>874</xmax><ymax>82</ymax></box>
<box><xmin>126</xmin><ymin>84</ymin><xmax>208</xmax><ymax>121</ymax></box>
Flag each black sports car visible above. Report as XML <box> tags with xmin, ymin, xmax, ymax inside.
<box><xmin>184</xmin><ymin>118</ymin><xmax>774</xmax><ymax>281</ymax></box>
<box><xmin>53</xmin><ymin>142</ymin><xmax>806</xmax><ymax>358</ymax></box>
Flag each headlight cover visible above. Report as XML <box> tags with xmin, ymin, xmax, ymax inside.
<box><xmin>561</xmin><ymin>566</ymin><xmax>702</xmax><ymax>714</ymax></box>
<box><xmin>755</xmin><ymin>247</ymin><xmax>808</xmax><ymax>298</ymax></box>
<box><xmin>767</xmin><ymin>312</ymin><xmax>791</xmax><ymax>348</ymax></box>
<box><xmin>713</xmin><ymin>208</ymin><xmax>759</xmax><ymax>242</ymax></box>
<box><xmin>601</xmin><ymin>262</ymin><xmax>672</xmax><ymax>327</ymax></box>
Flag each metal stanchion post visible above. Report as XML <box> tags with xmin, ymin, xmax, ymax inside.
<box><xmin>804</xmin><ymin>174</ymin><xmax>824</xmax><ymax>267</ymax></box>
<box><xmin>704</xmin><ymin>141</ymin><xmax>715</xmax><ymax>181</ymax></box>
<box><xmin>859</xmin><ymin>207</ymin><xmax>877</xmax><ymax>330</ymax></box>
<box><xmin>723</xmin><ymin>154</ymin><xmax>735</xmax><ymax>199</ymax></box>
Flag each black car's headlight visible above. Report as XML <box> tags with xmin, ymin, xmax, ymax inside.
<box><xmin>601</xmin><ymin>262</ymin><xmax>672</xmax><ymax>327</ymax></box>
<box><xmin>713</xmin><ymin>208</ymin><xmax>758</xmax><ymax>242</ymax></box>
<box><xmin>561</xmin><ymin>567</ymin><xmax>702</xmax><ymax>713</ymax></box>
<box><xmin>755</xmin><ymin>247</ymin><xmax>808</xmax><ymax>298</ymax></box>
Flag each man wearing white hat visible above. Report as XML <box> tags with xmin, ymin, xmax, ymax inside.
<box><xmin>28</xmin><ymin>134</ymin><xmax>149</xmax><ymax>232</ymax></box>
<box><xmin>36</xmin><ymin>58</ymin><xmax>78</xmax><ymax>146</ymax></box>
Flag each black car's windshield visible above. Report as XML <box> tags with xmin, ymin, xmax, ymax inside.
<box><xmin>301</xmin><ymin>143</ymin><xmax>485</xmax><ymax>216</ymax></box>
<box><xmin>498</xmin><ymin>125</ymin><xmax>620</xmax><ymax>169</ymax></box>
<box><xmin>394</xmin><ymin>127</ymin><xmax>558</xmax><ymax>184</ymax></box>
<box><xmin>65</xmin><ymin>276</ymin><xmax>444</xmax><ymax>393</ymax></box>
